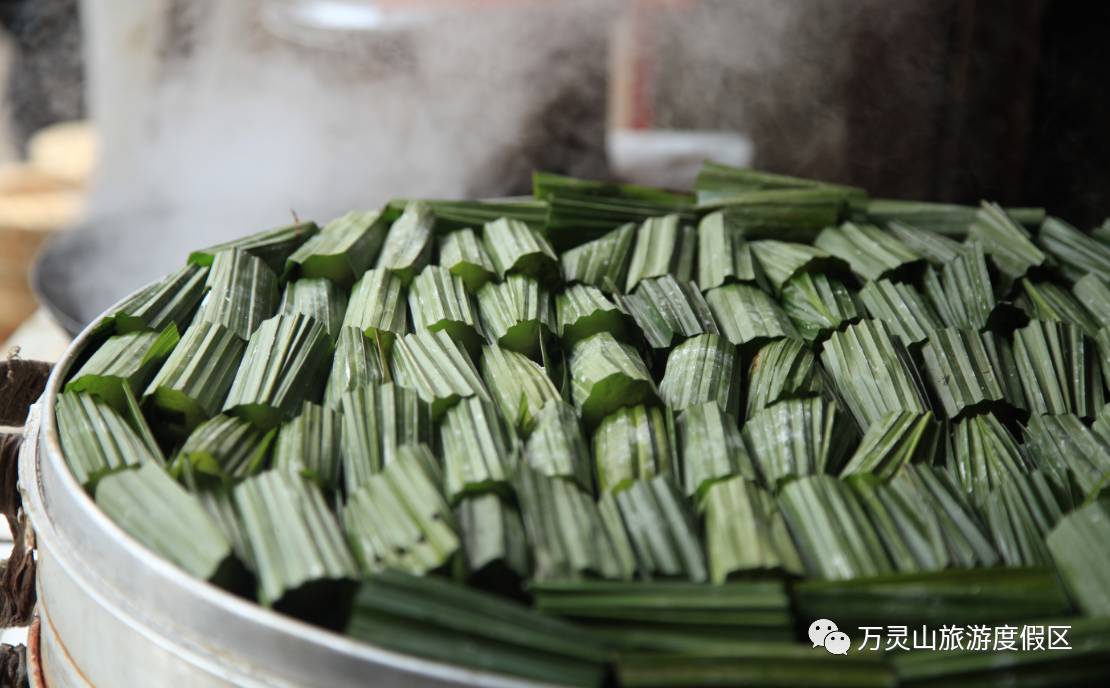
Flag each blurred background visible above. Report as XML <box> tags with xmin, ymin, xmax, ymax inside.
<box><xmin>1</xmin><ymin>0</ymin><xmax>1109</xmax><ymax>351</ymax></box>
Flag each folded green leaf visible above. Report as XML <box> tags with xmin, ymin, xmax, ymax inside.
<box><xmin>344</xmin><ymin>444</ymin><xmax>459</xmax><ymax>576</ymax></box>
<box><xmin>705</xmin><ymin>282</ymin><xmax>797</xmax><ymax>348</ymax></box>
<box><xmin>322</xmin><ymin>327</ymin><xmax>385</xmax><ymax>407</ymax></box>
<box><xmin>437</xmin><ymin>227</ymin><xmax>496</xmax><ymax>292</ymax></box>
<box><xmin>482</xmin><ymin>217</ymin><xmax>560</xmax><ymax>285</ymax></box>
<box><xmin>278</xmin><ymin>277</ymin><xmax>348</xmax><ymax>341</ymax></box>
<box><xmin>625</xmin><ymin>215</ymin><xmax>696</xmax><ymax>292</ymax></box>
<box><xmin>286</xmin><ymin>210</ymin><xmax>386</xmax><ymax>287</ymax></box>
<box><xmin>194</xmin><ymin>487</ymin><xmax>255</xmax><ymax>569</ymax></box>
<box><xmin>1095</xmin><ymin>218</ymin><xmax>1110</xmax><ymax>245</ymax></box>
<box><xmin>1100</xmin><ymin>327</ymin><xmax>1110</xmax><ymax>395</ymax></box>
<box><xmin>479</xmin><ymin>344</ymin><xmax>561</xmax><ymax>435</ymax></box>
<box><xmin>659</xmin><ymin>334</ymin><xmax>739</xmax><ymax>415</ymax></box>
<box><xmin>523</xmin><ymin>400</ymin><xmax>592</xmax><ymax>489</ymax></box>
<box><xmin>1094</xmin><ymin>403</ymin><xmax>1110</xmax><ymax>446</ymax></box>
<box><xmin>96</xmin><ymin>463</ymin><xmax>240</xmax><ymax>585</ymax></box>
<box><xmin>853</xmin><ymin>474</ymin><xmax>959</xmax><ymax>572</ymax></box>
<box><xmin>888</xmin><ymin>465</ymin><xmax>999</xmax><ymax>568</ymax></box>
<box><xmin>477</xmin><ymin>274</ymin><xmax>554</xmax><ymax>358</ymax></box>
<box><xmin>384</xmin><ymin>197</ymin><xmax>547</xmax><ymax>232</ymax></box>
<box><xmin>1024</xmin><ymin>413</ymin><xmax>1110</xmax><ymax>498</ymax></box>
<box><xmin>176</xmin><ymin>413</ymin><xmax>274</xmax><ymax>480</ymax></box>
<box><xmin>697</xmin><ymin>189</ymin><xmax>848</xmax><ymax>243</ymax></box>
<box><xmin>568</xmin><ymin>333</ymin><xmax>656</xmax><ymax>426</ymax></box>
<box><xmin>620</xmin><ymin>276</ymin><xmax>718</xmax><ymax>349</ymax></box>
<box><xmin>922</xmin><ymin>242</ymin><xmax>998</xmax><ymax>332</ymax></box>
<box><xmin>814</xmin><ymin>222</ymin><xmax>923</xmax><ymax>281</ymax></box>
<box><xmin>67</xmin><ymin>325</ymin><xmax>180</xmax><ymax>414</ymax></box>
<box><xmin>795</xmin><ymin>567</ymin><xmax>1071</xmax><ymax>629</ymax></box>
<box><xmin>920</xmin><ymin>328</ymin><xmax>1006</xmax><ymax>418</ymax></box>
<box><xmin>196</xmin><ymin>248</ymin><xmax>280</xmax><ymax>341</ymax></box>
<box><xmin>777</xmin><ymin>474</ymin><xmax>896</xmax><ymax>580</ymax></box>
<box><xmin>122</xmin><ymin>382</ymin><xmax>165</xmax><ymax>458</ymax></box>
<box><xmin>1046</xmin><ymin>499</ymin><xmax>1110</xmax><ymax>616</ymax></box>
<box><xmin>273</xmin><ymin>401</ymin><xmax>343</xmax><ymax>491</ymax></box>
<box><xmin>702</xmin><ymin>476</ymin><xmax>801</xmax><ymax>581</ymax></box>
<box><xmin>346</xmin><ymin>570</ymin><xmax>609</xmax><ymax>687</ymax></box>
<box><xmin>391</xmin><ymin>329</ymin><xmax>488</xmax><ymax>416</ymax></box>
<box><xmin>234</xmin><ymin>470</ymin><xmax>358</xmax><ymax>622</ymax></box>
<box><xmin>694</xmin><ymin>161</ymin><xmax>866</xmax><ymax>207</ymax></box>
<box><xmin>556</xmin><ymin>284</ymin><xmax>627</xmax><ymax>346</ymax></box>
<box><xmin>532</xmin><ymin>579</ymin><xmax>794</xmax><ymax>646</ymax></box>
<box><xmin>440</xmin><ymin>397</ymin><xmax>518</xmax><ymax>501</ymax></box>
<box><xmin>947</xmin><ymin>413</ymin><xmax>1033</xmax><ymax>506</ymax></box>
<box><xmin>407</xmin><ymin>265</ymin><xmax>483</xmax><ymax>356</ymax></box>
<box><xmin>339</xmin><ymin>382</ymin><xmax>432</xmax><ymax>494</ymax></box>
<box><xmin>696</xmin><ymin>211</ymin><xmax>765</xmax><ymax>291</ymax></box>
<box><xmin>745</xmin><ymin>338</ymin><xmax>824</xmax><ymax>417</ymax></box>
<box><xmin>749</xmin><ymin>240</ymin><xmax>845</xmax><ymax>292</ymax></box>
<box><xmin>104</xmin><ymin>263</ymin><xmax>209</xmax><ymax>335</ymax></box>
<box><xmin>534</xmin><ymin>170</ymin><xmax>694</xmax><ymax>206</ymax></box>
<box><xmin>190</xmin><ymin>220</ymin><xmax>319</xmax><ymax>274</ymax></box>
<box><xmin>871</xmin><ymin>197</ymin><xmax>992</xmax><ymax>235</ymax></box>
<box><xmin>1019</xmin><ymin>279</ymin><xmax>1100</xmax><ymax>336</ymax></box>
<box><xmin>1074</xmin><ymin>274</ymin><xmax>1110</xmax><ymax>329</ymax></box>
<box><xmin>514</xmin><ymin>464</ymin><xmax>635</xmax><ymax>582</ymax></box>
<box><xmin>610</xmin><ymin>477</ymin><xmax>707</xmax><ymax>582</ymax></box>
<box><xmin>887</xmin><ymin>220</ymin><xmax>964</xmax><ymax>266</ymax></box>
<box><xmin>375</xmin><ymin>202</ymin><xmax>434</xmax><ymax>285</ymax></box>
<box><xmin>1037</xmin><ymin>216</ymin><xmax>1110</xmax><ymax>282</ymax></box>
<box><xmin>457</xmin><ymin>493</ymin><xmax>529</xmax><ymax>582</ymax></box>
<box><xmin>819</xmin><ymin>319</ymin><xmax>930</xmax><ymax>430</ymax></box>
<box><xmin>969</xmin><ymin>201</ymin><xmax>1048</xmax><ymax>279</ymax></box>
<box><xmin>545</xmin><ymin>192</ymin><xmax>696</xmax><ymax>250</ymax></box>
<box><xmin>1013</xmin><ymin>319</ymin><xmax>1105</xmax><ymax>418</ymax></box>
<box><xmin>342</xmin><ymin>267</ymin><xmax>407</xmax><ymax>352</ymax></box>
<box><xmin>222</xmin><ymin>313</ymin><xmax>332</xmax><ymax>429</ymax></box>
<box><xmin>840</xmin><ymin>412</ymin><xmax>940</xmax><ymax>480</ymax></box>
<box><xmin>982</xmin><ymin>469</ymin><xmax>1065</xmax><ymax>567</ymax></box>
<box><xmin>57</xmin><ymin>392</ymin><xmax>161</xmax><ymax>485</ymax></box>
<box><xmin>677</xmin><ymin>402</ymin><xmax>753</xmax><ymax>496</ymax></box>
<box><xmin>694</xmin><ymin>161</ymin><xmax>858</xmax><ymax>194</ymax></box>
<box><xmin>858</xmin><ymin>279</ymin><xmax>943</xmax><ymax>347</ymax></box>
<box><xmin>142</xmin><ymin>322</ymin><xmax>245</xmax><ymax>436</ymax></box>
<box><xmin>560</xmin><ymin>222</ymin><xmax>636</xmax><ymax>293</ymax></box>
<box><xmin>868</xmin><ymin>198</ymin><xmax>1044</xmax><ymax>237</ymax></box>
<box><xmin>593</xmin><ymin>404</ymin><xmax>676</xmax><ymax>494</ymax></box>
<box><xmin>743</xmin><ymin>398</ymin><xmax>854</xmax><ymax>488</ymax></box>
<box><xmin>780</xmin><ymin>272</ymin><xmax>862</xmax><ymax>341</ymax></box>
<box><xmin>980</xmin><ymin>331</ymin><xmax>1027</xmax><ymax>413</ymax></box>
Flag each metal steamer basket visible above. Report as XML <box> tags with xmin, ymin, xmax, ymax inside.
<box><xmin>18</xmin><ymin>290</ymin><xmax>548</xmax><ymax>688</ymax></box>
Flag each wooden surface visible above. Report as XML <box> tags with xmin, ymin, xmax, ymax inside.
<box><xmin>1</xmin><ymin>310</ymin><xmax>70</xmax><ymax>365</ymax></box>
<box><xmin>0</xmin><ymin>121</ymin><xmax>91</xmax><ymax>342</ymax></box>
<box><xmin>0</xmin><ymin>228</ymin><xmax>51</xmax><ymax>343</ymax></box>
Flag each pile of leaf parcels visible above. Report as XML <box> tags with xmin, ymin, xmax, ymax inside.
<box><xmin>56</xmin><ymin>164</ymin><xmax>1110</xmax><ymax>687</ymax></box>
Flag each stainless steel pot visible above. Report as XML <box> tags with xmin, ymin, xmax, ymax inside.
<box><xmin>18</xmin><ymin>292</ymin><xmax>550</xmax><ymax>688</ymax></box>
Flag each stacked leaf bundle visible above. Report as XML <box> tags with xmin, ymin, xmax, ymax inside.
<box><xmin>54</xmin><ymin>163</ymin><xmax>1110</xmax><ymax>687</ymax></box>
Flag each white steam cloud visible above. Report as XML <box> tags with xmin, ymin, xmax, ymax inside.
<box><xmin>64</xmin><ymin>0</ymin><xmax>615</xmax><ymax>320</ymax></box>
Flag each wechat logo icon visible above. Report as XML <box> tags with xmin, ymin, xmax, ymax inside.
<box><xmin>808</xmin><ymin>619</ymin><xmax>851</xmax><ymax>656</ymax></box>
